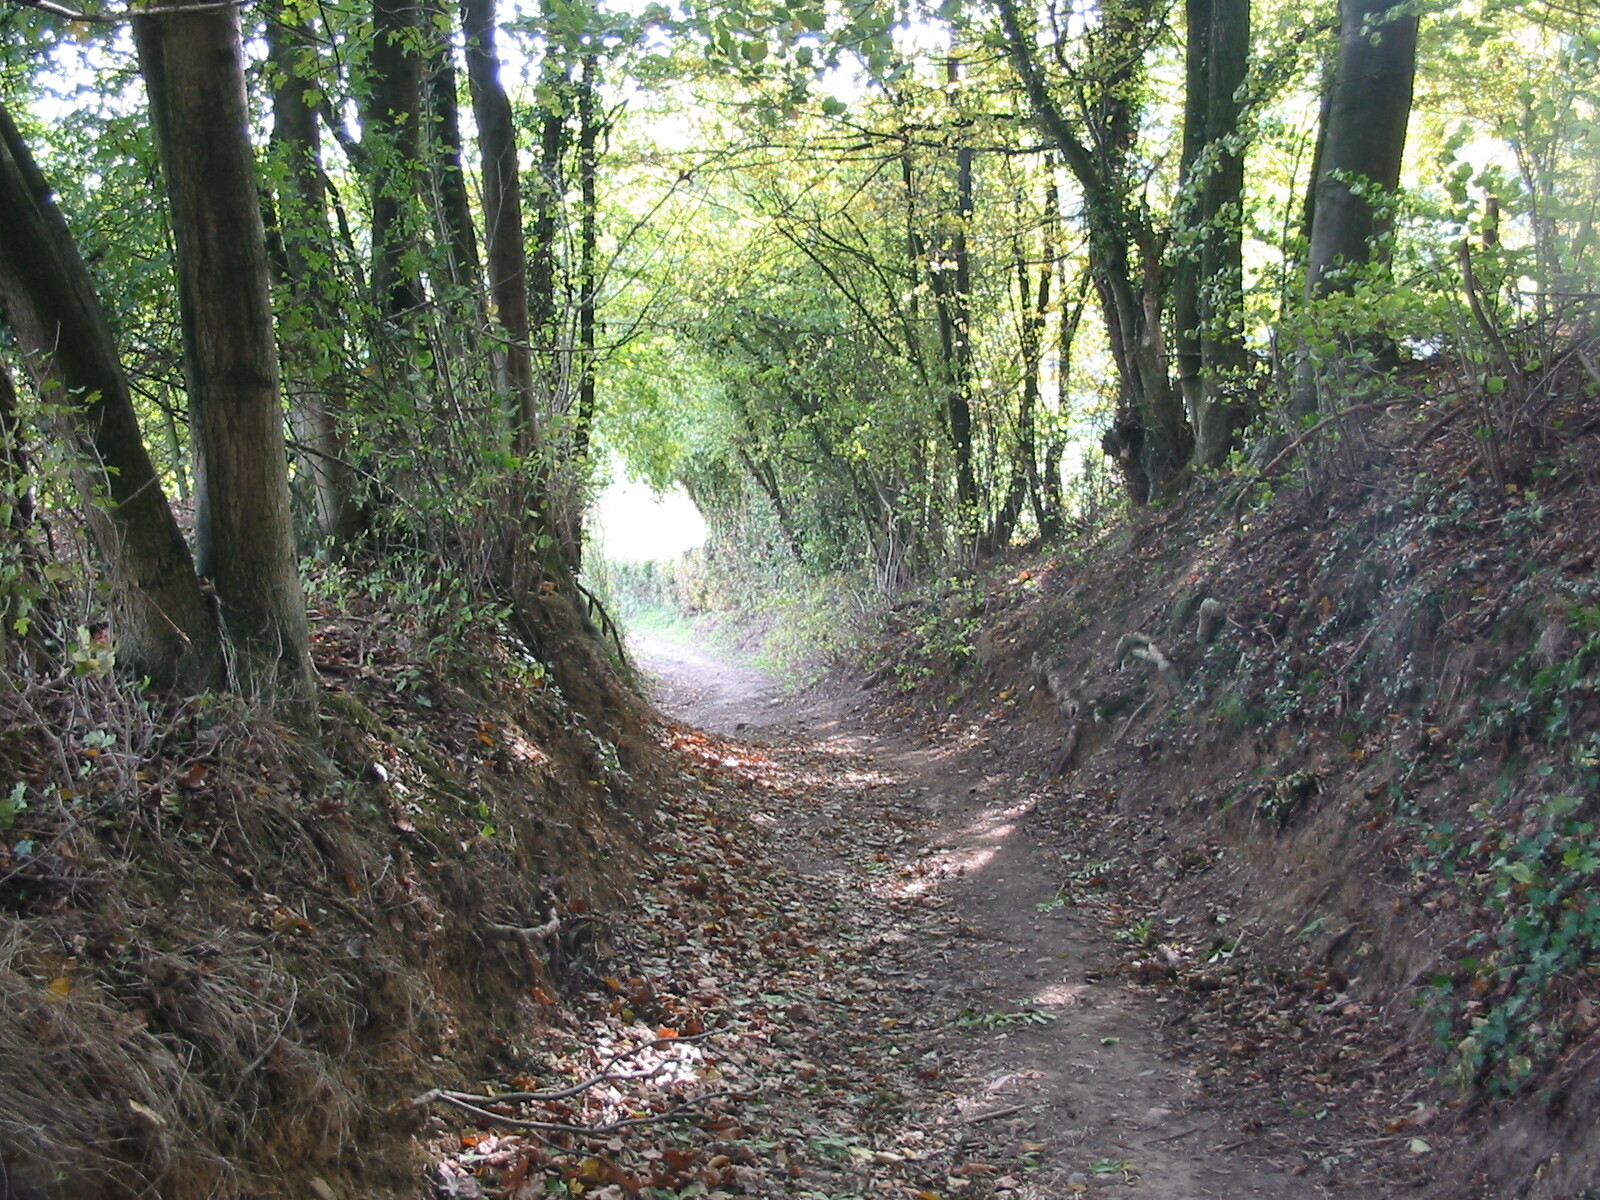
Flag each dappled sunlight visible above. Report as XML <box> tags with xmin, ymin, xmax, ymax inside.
<box><xmin>1031</xmin><ymin>981</ymin><xmax>1093</xmax><ymax>1009</ymax></box>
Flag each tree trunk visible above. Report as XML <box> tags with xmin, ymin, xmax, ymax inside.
<box><xmin>462</xmin><ymin>0</ymin><xmax>537</xmax><ymax>444</ymax></box>
<box><xmin>988</xmin><ymin>197</ymin><xmax>1052</xmax><ymax>553</ymax></box>
<box><xmin>1291</xmin><ymin>0</ymin><xmax>1418</xmax><ymax>416</ymax></box>
<box><xmin>1038</xmin><ymin>268</ymin><xmax>1089</xmax><ymax>538</ymax></box>
<box><xmin>135</xmin><ymin>6</ymin><xmax>313</xmax><ymax>698</ymax></box>
<box><xmin>529</xmin><ymin>70</ymin><xmax>569</xmax><ymax>415</ymax></box>
<box><xmin>0</xmin><ymin>99</ymin><xmax>221</xmax><ymax>690</ymax></box>
<box><xmin>367</xmin><ymin>0</ymin><xmax>428</xmax><ymax>322</ymax></box>
<box><xmin>425</xmin><ymin>13</ymin><xmax>482</xmax><ymax>305</ymax></box>
<box><xmin>267</xmin><ymin>10</ymin><xmax>363</xmax><ymax>548</ymax></box>
<box><xmin>566</xmin><ymin>49</ymin><xmax>602</xmax><ymax>572</ymax></box>
<box><xmin>993</xmin><ymin>0</ymin><xmax>1190</xmax><ymax>503</ymax></box>
<box><xmin>1192</xmin><ymin>0</ymin><xmax>1249</xmax><ymax>467</ymax></box>
<box><xmin>1173</xmin><ymin>0</ymin><xmax>1212</xmax><ymax>428</ymax></box>
<box><xmin>932</xmin><ymin>59</ymin><xmax>979</xmax><ymax>540</ymax></box>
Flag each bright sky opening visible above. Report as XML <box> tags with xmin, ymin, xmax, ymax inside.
<box><xmin>589</xmin><ymin>476</ymin><xmax>707</xmax><ymax>563</ymax></box>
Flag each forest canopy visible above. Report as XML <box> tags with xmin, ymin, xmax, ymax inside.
<box><xmin>0</xmin><ymin>0</ymin><xmax>1596</xmax><ymax>685</ymax></box>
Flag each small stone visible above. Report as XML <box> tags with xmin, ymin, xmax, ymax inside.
<box><xmin>1142</xmin><ymin>1106</ymin><xmax>1176</xmax><ymax>1126</ymax></box>
<box><xmin>308</xmin><ymin>1179</ymin><xmax>338</xmax><ymax>1200</ymax></box>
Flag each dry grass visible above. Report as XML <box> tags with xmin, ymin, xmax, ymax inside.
<box><xmin>0</xmin><ymin>577</ymin><xmax>653</xmax><ymax>1199</ymax></box>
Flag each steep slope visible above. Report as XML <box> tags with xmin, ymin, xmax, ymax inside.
<box><xmin>0</xmin><ymin>587</ymin><xmax>657</xmax><ymax>1199</ymax></box>
<box><xmin>868</xmin><ymin>400</ymin><xmax>1600</xmax><ymax>1197</ymax></box>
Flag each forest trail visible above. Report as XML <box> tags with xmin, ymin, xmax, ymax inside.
<box><xmin>623</xmin><ymin>628</ymin><xmax>1354</xmax><ymax>1200</ymax></box>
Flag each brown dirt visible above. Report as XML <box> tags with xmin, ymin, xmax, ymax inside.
<box><xmin>624</xmin><ymin>627</ymin><xmax>1354</xmax><ymax>1199</ymax></box>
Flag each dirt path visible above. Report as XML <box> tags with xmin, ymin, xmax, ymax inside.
<box><xmin>628</xmin><ymin>628</ymin><xmax>1343</xmax><ymax>1200</ymax></box>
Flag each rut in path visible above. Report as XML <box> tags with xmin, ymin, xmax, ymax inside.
<box><xmin>626</xmin><ymin>628</ymin><xmax>1353</xmax><ymax>1200</ymax></box>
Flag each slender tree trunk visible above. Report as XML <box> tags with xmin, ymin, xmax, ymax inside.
<box><xmin>993</xmin><ymin>0</ymin><xmax>1189</xmax><ymax>503</ymax></box>
<box><xmin>1173</xmin><ymin>0</ymin><xmax>1212</xmax><ymax>428</ymax></box>
<box><xmin>989</xmin><ymin>198</ymin><xmax>1052</xmax><ymax>552</ymax></box>
<box><xmin>734</xmin><ymin>443</ymin><xmax>804</xmax><ymax>564</ymax></box>
<box><xmin>1292</xmin><ymin>0</ymin><xmax>1418</xmax><ymax>417</ymax></box>
<box><xmin>367</xmin><ymin>0</ymin><xmax>428</xmax><ymax>321</ymax></box>
<box><xmin>462</xmin><ymin>0</ymin><xmax>537</xmax><ymax>444</ymax></box>
<box><xmin>892</xmin><ymin>136</ymin><xmax>936</xmax><ymax>392</ymax></box>
<box><xmin>573</xmin><ymin>52</ymin><xmax>600</xmax><ymax>463</ymax></box>
<box><xmin>1192</xmin><ymin>0</ymin><xmax>1250</xmax><ymax>467</ymax></box>
<box><xmin>935</xmin><ymin>59</ymin><xmax>979</xmax><ymax>539</ymax></box>
<box><xmin>267</xmin><ymin>11</ymin><xmax>364</xmax><ymax>548</ymax></box>
<box><xmin>135</xmin><ymin>6</ymin><xmax>313</xmax><ymax>697</ymax></box>
<box><xmin>566</xmin><ymin>50</ymin><xmax>602</xmax><ymax>572</ymax></box>
<box><xmin>1041</xmin><ymin>269</ymin><xmax>1088</xmax><ymax>537</ymax></box>
<box><xmin>425</xmin><ymin>14</ymin><xmax>481</xmax><ymax>305</ymax></box>
<box><xmin>1032</xmin><ymin>180</ymin><xmax>1078</xmax><ymax>541</ymax></box>
<box><xmin>0</xmin><ymin>99</ymin><xmax>221</xmax><ymax>690</ymax></box>
<box><xmin>529</xmin><ymin>66</ymin><xmax>568</xmax><ymax>413</ymax></box>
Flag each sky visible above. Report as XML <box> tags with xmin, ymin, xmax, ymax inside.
<box><xmin>589</xmin><ymin>475</ymin><xmax>707</xmax><ymax>562</ymax></box>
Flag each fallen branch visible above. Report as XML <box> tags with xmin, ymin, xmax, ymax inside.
<box><xmin>958</xmin><ymin>1104</ymin><xmax>1024</xmax><ymax>1125</ymax></box>
<box><xmin>1147</xmin><ymin>1124</ymin><xmax>1208</xmax><ymax>1144</ymax></box>
<box><xmin>1113</xmin><ymin>696</ymin><xmax>1155</xmax><ymax>745</ymax></box>
<box><xmin>410</xmin><ymin>1088</ymin><xmax>757</xmax><ymax>1136</ymax></box>
<box><xmin>1210</xmin><ymin>1135</ymin><xmax>1260</xmax><ymax>1153</ymax></box>
<box><xmin>440</xmin><ymin>1067</ymin><xmax>662</xmax><ymax>1106</ymax></box>
<box><xmin>415</xmin><ymin>1030</ymin><xmax>718</xmax><ymax>1108</ymax></box>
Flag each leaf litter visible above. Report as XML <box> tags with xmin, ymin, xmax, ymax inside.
<box><xmin>421</xmin><ymin>639</ymin><xmax>1438</xmax><ymax>1200</ymax></box>
<box><xmin>420</xmin><ymin>724</ymin><xmax>1023</xmax><ymax>1200</ymax></box>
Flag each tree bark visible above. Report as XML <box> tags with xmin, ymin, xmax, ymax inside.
<box><xmin>462</xmin><ymin>0</ymin><xmax>537</xmax><ymax>444</ymax></box>
<box><xmin>367</xmin><ymin>0</ymin><xmax>428</xmax><ymax>322</ymax></box>
<box><xmin>135</xmin><ymin>6</ymin><xmax>313</xmax><ymax>698</ymax></box>
<box><xmin>425</xmin><ymin>12</ymin><xmax>482</xmax><ymax>305</ymax></box>
<box><xmin>1291</xmin><ymin>0</ymin><xmax>1418</xmax><ymax>417</ymax></box>
<box><xmin>993</xmin><ymin>0</ymin><xmax>1190</xmax><ymax>503</ymax></box>
<box><xmin>1173</xmin><ymin>0</ymin><xmax>1212</xmax><ymax>428</ymax></box>
<box><xmin>931</xmin><ymin>59</ymin><xmax>979</xmax><ymax>541</ymax></box>
<box><xmin>566</xmin><ymin>49</ymin><xmax>602</xmax><ymax>572</ymax></box>
<box><xmin>1191</xmin><ymin>0</ymin><xmax>1250</xmax><ymax>467</ymax></box>
<box><xmin>0</xmin><ymin>99</ymin><xmax>221</xmax><ymax>690</ymax></box>
<box><xmin>988</xmin><ymin>192</ymin><xmax>1052</xmax><ymax>552</ymax></box>
<box><xmin>529</xmin><ymin>61</ymin><xmax>569</xmax><ymax>415</ymax></box>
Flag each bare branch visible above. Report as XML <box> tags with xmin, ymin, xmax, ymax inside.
<box><xmin>8</xmin><ymin>0</ymin><xmax>245</xmax><ymax>24</ymax></box>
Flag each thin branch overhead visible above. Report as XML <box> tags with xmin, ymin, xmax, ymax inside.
<box><xmin>8</xmin><ymin>0</ymin><xmax>243</xmax><ymax>25</ymax></box>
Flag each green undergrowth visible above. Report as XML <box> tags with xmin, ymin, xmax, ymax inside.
<box><xmin>1410</xmin><ymin>606</ymin><xmax>1600</xmax><ymax>1096</ymax></box>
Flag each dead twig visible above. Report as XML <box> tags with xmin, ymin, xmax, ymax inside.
<box><xmin>958</xmin><ymin>1103</ymin><xmax>1024</xmax><ymax>1125</ymax></box>
<box><xmin>1147</xmin><ymin>1124</ymin><xmax>1209</xmax><ymax>1144</ymax></box>
<box><xmin>418</xmin><ymin>1030</ymin><xmax>718</xmax><ymax>1107</ymax></box>
<box><xmin>410</xmin><ymin>1088</ymin><xmax>757</xmax><ymax>1135</ymax></box>
<box><xmin>440</xmin><ymin>1068</ymin><xmax>663</xmax><ymax>1106</ymax></box>
<box><xmin>1210</xmin><ymin>1135</ymin><xmax>1260</xmax><ymax>1153</ymax></box>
